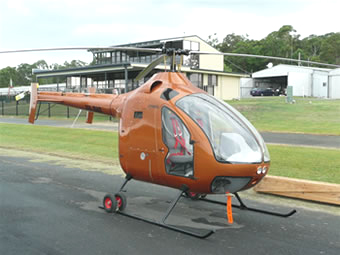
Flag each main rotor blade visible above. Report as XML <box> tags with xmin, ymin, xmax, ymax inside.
<box><xmin>190</xmin><ymin>51</ymin><xmax>340</xmax><ymax>68</ymax></box>
<box><xmin>0</xmin><ymin>46</ymin><xmax>162</xmax><ymax>54</ymax></box>
<box><xmin>134</xmin><ymin>54</ymin><xmax>166</xmax><ymax>82</ymax></box>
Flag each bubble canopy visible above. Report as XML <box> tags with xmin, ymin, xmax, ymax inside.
<box><xmin>176</xmin><ymin>93</ymin><xmax>270</xmax><ymax>164</ymax></box>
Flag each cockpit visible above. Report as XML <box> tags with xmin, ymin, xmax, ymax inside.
<box><xmin>176</xmin><ymin>93</ymin><xmax>270</xmax><ymax>164</ymax></box>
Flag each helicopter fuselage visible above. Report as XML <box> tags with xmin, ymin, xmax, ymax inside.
<box><xmin>30</xmin><ymin>72</ymin><xmax>270</xmax><ymax>195</ymax></box>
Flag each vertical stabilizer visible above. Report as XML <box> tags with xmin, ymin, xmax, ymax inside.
<box><xmin>28</xmin><ymin>83</ymin><xmax>38</xmax><ymax>124</ymax></box>
<box><xmin>86</xmin><ymin>87</ymin><xmax>96</xmax><ymax>124</ymax></box>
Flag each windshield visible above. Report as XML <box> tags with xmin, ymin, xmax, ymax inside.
<box><xmin>176</xmin><ymin>93</ymin><xmax>270</xmax><ymax>164</ymax></box>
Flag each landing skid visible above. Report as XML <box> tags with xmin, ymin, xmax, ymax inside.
<box><xmin>116</xmin><ymin>188</ymin><xmax>214</xmax><ymax>239</ymax></box>
<box><xmin>201</xmin><ymin>193</ymin><xmax>297</xmax><ymax>218</ymax></box>
<box><xmin>99</xmin><ymin>175</ymin><xmax>214</xmax><ymax>239</ymax></box>
<box><xmin>100</xmin><ymin>175</ymin><xmax>296</xmax><ymax>239</ymax></box>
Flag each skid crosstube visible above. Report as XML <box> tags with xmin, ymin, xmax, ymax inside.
<box><xmin>201</xmin><ymin>192</ymin><xmax>297</xmax><ymax>218</ymax></box>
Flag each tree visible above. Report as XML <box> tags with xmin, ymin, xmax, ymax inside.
<box><xmin>301</xmin><ymin>34</ymin><xmax>323</xmax><ymax>58</ymax></box>
<box><xmin>16</xmin><ymin>63</ymin><xmax>33</xmax><ymax>85</ymax></box>
<box><xmin>262</xmin><ymin>25</ymin><xmax>299</xmax><ymax>59</ymax></box>
<box><xmin>62</xmin><ymin>60</ymin><xmax>87</xmax><ymax>69</ymax></box>
<box><xmin>0</xmin><ymin>59</ymin><xmax>89</xmax><ymax>87</ymax></box>
<box><xmin>206</xmin><ymin>33</ymin><xmax>219</xmax><ymax>48</ymax></box>
<box><xmin>0</xmin><ymin>67</ymin><xmax>18</xmax><ymax>88</ymax></box>
<box><xmin>217</xmin><ymin>33</ymin><xmax>247</xmax><ymax>53</ymax></box>
<box><xmin>320</xmin><ymin>33</ymin><xmax>340</xmax><ymax>64</ymax></box>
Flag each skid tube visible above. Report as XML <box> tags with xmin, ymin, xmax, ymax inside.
<box><xmin>201</xmin><ymin>192</ymin><xmax>297</xmax><ymax>218</ymax></box>
<box><xmin>100</xmin><ymin>175</ymin><xmax>214</xmax><ymax>239</ymax></box>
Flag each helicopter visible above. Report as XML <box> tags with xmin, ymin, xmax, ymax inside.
<box><xmin>1</xmin><ymin>46</ymin><xmax>299</xmax><ymax>238</ymax></box>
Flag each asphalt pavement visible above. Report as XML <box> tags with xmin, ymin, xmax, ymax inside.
<box><xmin>1</xmin><ymin>149</ymin><xmax>340</xmax><ymax>255</ymax></box>
<box><xmin>261</xmin><ymin>132</ymin><xmax>340</xmax><ymax>149</ymax></box>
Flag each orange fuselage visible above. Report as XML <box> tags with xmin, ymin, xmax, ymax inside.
<box><xmin>30</xmin><ymin>72</ymin><xmax>269</xmax><ymax>194</ymax></box>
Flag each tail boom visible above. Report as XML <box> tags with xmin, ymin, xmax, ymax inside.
<box><xmin>28</xmin><ymin>85</ymin><xmax>123</xmax><ymax>124</ymax></box>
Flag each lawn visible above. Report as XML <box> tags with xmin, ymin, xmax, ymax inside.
<box><xmin>268</xmin><ymin>145</ymin><xmax>340</xmax><ymax>184</ymax></box>
<box><xmin>228</xmin><ymin>97</ymin><xmax>340</xmax><ymax>135</ymax></box>
<box><xmin>0</xmin><ymin>123</ymin><xmax>118</xmax><ymax>163</ymax></box>
<box><xmin>1</xmin><ymin>123</ymin><xmax>339</xmax><ymax>184</ymax></box>
<box><xmin>0</xmin><ymin>100</ymin><xmax>114</xmax><ymax>122</ymax></box>
<box><xmin>3</xmin><ymin>96</ymin><xmax>340</xmax><ymax>135</ymax></box>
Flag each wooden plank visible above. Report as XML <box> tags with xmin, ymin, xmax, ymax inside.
<box><xmin>254</xmin><ymin>175</ymin><xmax>340</xmax><ymax>205</ymax></box>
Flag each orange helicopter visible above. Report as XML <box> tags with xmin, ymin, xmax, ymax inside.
<box><xmin>2</xmin><ymin>47</ymin><xmax>297</xmax><ymax>238</ymax></box>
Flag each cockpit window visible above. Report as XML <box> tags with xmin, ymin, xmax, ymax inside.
<box><xmin>176</xmin><ymin>93</ymin><xmax>269</xmax><ymax>164</ymax></box>
<box><xmin>162</xmin><ymin>107</ymin><xmax>194</xmax><ymax>177</ymax></box>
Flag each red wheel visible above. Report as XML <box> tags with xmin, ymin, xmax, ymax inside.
<box><xmin>115</xmin><ymin>193</ymin><xmax>127</xmax><ymax>211</ymax></box>
<box><xmin>185</xmin><ymin>191</ymin><xmax>201</xmax><ymax>200</ymax></box>
<box><xmin>103</xmin><ymin>194</ymin><xmax>117</xmax><ymax>213</ymax></box>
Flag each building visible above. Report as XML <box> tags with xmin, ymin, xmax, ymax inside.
<box><xmin>329</xmin><ymin>68</ymin><xmax>340</xmax><ymax>99</ymax></box>
<box><xmin>250</xmin><ymin>64</ymin><xmax>334</xmax><ymax>98</ymax></box>
<box><xmin>33</xmin><ymin>36</ymin><xmax>248</xmax><ymax>100</ymax></box>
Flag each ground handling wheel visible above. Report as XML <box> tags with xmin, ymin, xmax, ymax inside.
<box><xmin>115</xmin><ymin>192</ymin><xmax>127</xmax><ymax>211</ymax></box>
<box><xmin>184</xmin><ymin>191</ymin><xmax>206</xmax><ymax>200</ymax></box>
<box><xmin>103</xmin><ymin>193</ymin><xmax>117</xmax><ymax>213</ymax></box>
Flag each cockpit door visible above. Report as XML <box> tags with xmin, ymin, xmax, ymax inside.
<box><xmin>159</xmin><ymin>107</ymin><xmax>194</xmax><ymax>178</ymax></box>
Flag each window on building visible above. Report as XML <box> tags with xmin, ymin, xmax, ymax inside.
<box><xmin>208</xmin><ymin>74</ymin><xmax>217</xmax><ymax>86</ymax></box>
<box><xmin>116</xmin><ymin>52</ymin><xmax>121</xmax><ymax>63</ymax></box>
<box><xmin>111</xmin><ymin>51</ymin><xmax>116</xmax><ymax>64</ymax></box>
<box><xmin>121</xmin><ymin>52</ymin><xmax>126</xmax><ymax>62</ymax></box>
<box><xmin>188</xmin><ymin>73</ymin><xmax>203</xmax><ymax>89</ymax></box>
<box><xmin>183</xmin><ymin>40</ymin><xmax>200</xmax><ymax>68</ymax></box>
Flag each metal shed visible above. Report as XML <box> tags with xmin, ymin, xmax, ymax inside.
<box><xmin>251</xmin><ymin>64</ymin><xmax>331</xmax><ymax>98</ymax></box>
<box><xmin>329</xmin><ymin>68</ymin><xmax>340</xmax><ymax>99</ymax></box>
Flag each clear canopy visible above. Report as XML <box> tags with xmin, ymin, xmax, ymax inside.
<box><xmin>176</xmin><ymin>93</ymin><xmax>270</xmax><ymax>164</ymax></box>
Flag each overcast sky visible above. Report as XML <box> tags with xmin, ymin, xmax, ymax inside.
<box><xmin>0</xmin><ymin>0</ymin><xmax>339</xmax><ymax>69</ymax></box>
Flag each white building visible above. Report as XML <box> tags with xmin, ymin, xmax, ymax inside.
<box><xmin>329</xmin><ymin>68</ymin><xmax>340</xmax><ymax>99</ymax></box>
<box><xmin>251</xmin><ymin>64</ymin><xmax>334</xmax><ymax>98</ymax></box>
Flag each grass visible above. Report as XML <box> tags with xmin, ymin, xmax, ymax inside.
<box><xmin>1</xmin><ymin>123</ymin><xmax>339</xmax><ymax>184</ymax></box>
<box><xmin>0</xmin><ymin>123</ymin><xmax>118</xmax><ymax>163</ymax></box>
<box><xmin>3</xmin><ymin>96</ymin><xmax>340</xmax><ymax>134</ymax></box>
<box><xmin>268</xmin><ymin>145</ymin><xmax>340</xmax><ymax>184</ymax></box>
<box><xmin>1</xmin><ymin>100</ymin><xmax>115</xmax><ymax>122</ymax></box>
<box><xmin>228</xmin><ymin>97</ymin><xmax>340</xmax><ymax>135</ymax></box>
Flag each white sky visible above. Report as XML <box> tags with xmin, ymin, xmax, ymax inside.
<box><xmin>0</xmin><ymin>0</ymin><xmax>339</xmax><ymax>69</ymax></box>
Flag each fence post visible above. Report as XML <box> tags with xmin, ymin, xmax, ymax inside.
<box><xmin>67</xmin><ymin>106</ymin><xmax>70</xmax><ymax>118</ymax></box>
<box><xmin>16</xmin><ymin>101</ymin><xmax>19</xmax><ymax>116</ymax></box>
<box><xmin>48</xmin><ymin>103</ymin><xmax>51</xmax><ymax>118</ymax></box>
<box><xmin>1</xmin><ymin>100</ymin><xmax>4</xmax><ymax>115</ymax></box>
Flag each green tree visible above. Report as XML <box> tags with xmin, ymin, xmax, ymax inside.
<box><xmin>217</xmin><ymin>33</ymin><xmax>247</xmax><ymax>53</ymax></box>
<box><xmin>206</xmin><ymin>33</ymin><xmax>219</xmax><ymax>48</ymax></box>
<box><xmin>16</xmin><ymin>63</ymin><xmax>33</xmax><ymax>85</ymax></box>
<box><xmin>320</xmin><ymin>32</ymin><xmax>340</xmax><ymax>64</ymax></box>
<box><xmin>301</xmin><ymin>35</ymin><xmax>323</xmax><ymax>58</ymax></box>
<box><xmin>262</xmin><ymin>25</ymin><xmax>299</xmax><ymax>59</ymax></box>
<box><xmin>0</xmin><ymin>67</ymin><xmax>18</xmax><ymax>88</ymax></box>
